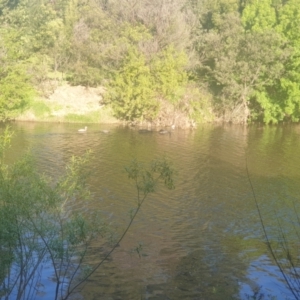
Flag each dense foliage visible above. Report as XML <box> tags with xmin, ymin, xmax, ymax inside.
<box><xmin>1</xmin><ymin>0</ymin><xmax>300</xmax><ymax>124</ymax></box>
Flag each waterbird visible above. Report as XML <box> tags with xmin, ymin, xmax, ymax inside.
<box><xmin>159</xmin><ymin>129</ymin><xmax>169</xmax><ymax>134</ymax></box>
<box><xmin>78</xmin><ymin>126</ymin><xmax>87</xmax><ymax>133</ymax></box>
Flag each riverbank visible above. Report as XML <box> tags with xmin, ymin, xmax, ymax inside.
<box><xmin>16</xmin><ymin>83</ymin><xmax>119</xmax><ymax>124</ymax></box>
<box><xmin>15</xmin><ymin>83</ymin><xmax>202</xmax><ymax>129</ymax></box>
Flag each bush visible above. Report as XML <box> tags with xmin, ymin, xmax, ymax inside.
<box><xmin>0</xmin><ymin>64</ymin><xmax>35</xmax><ymax>120</ymax></box>
<box><xmin>105</xmin><ymin>45</ymin><xmax>193</xmax><ymax>124</ymax></box>
<box><xmin>104</xmin><ymin>47</ymin><xmax>159</xmax><ymax>122</ymax></box>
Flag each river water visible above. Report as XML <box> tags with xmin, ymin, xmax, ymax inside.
<box><xmin>2</xmin><ymin>122</ymin><xmax>300</xmax><ymax>300</ymax></box>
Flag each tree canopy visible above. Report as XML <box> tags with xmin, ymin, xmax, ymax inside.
<box><xmin>1</xmin><ymin>0</ymin><xmax>300</xmax><ymax>124</ymax></box>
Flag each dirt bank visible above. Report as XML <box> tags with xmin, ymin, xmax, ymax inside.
<box><xmin>16</xmin><ymin>84</ymin><xmax>119</xmax><ymax>123</ymax></box>
<box><xmin>46</xmin><ymin>85</ymin><xmax>104</xmax><ymax>116</ymax></box>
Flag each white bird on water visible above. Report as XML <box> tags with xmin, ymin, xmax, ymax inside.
<box><xmin>78</xmin><ymin>126</ymin><xmax>87</xmax><ymax>133</ymax></box>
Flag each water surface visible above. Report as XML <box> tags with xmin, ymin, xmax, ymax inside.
<box><xmin>2</xmin><ymin>122</ymin><xmax>300</xmax><ymax>300</ymax></box>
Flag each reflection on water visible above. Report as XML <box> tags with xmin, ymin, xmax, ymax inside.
<box><xmin>1</xmin><ymin>122</ymin><xmax>300</xmax><ymax>299</ymax></box>
<box><xmin>240</xmin><ymin>255</ymin><xmax>295</xmax><ymax>300</ymax></box>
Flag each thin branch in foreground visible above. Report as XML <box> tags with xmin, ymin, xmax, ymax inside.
<box><xmin>245</xmin><ymin>156</ymin><xmax>299</xmax><ymax>300</ymax></box>
<box><xmin>62</xmin><ymin>157</ymin><xmax>175</xmax><ymax>299</ymax></box>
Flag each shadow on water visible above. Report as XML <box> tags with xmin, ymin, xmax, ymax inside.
<box><xmin>142</xmin><ymin>243</ymin><xmax>246</xmax><ymax>300</ymax></box>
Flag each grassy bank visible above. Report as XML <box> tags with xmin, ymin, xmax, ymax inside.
<box><xmin>15</xmin><ymin>84</ymin><xmax>119</xmax><ymax>124</ymax></box>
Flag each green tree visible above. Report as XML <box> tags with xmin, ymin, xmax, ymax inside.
<box><xmin>274</xmin><ymin>0</ymin><xmax>300</xmax><ymax>121</ymax></box>
<box><xmin>241</xmin><ymin>0</ymin><xmax>277</xmax><ymax>32</ymax></box>
<box><xmin>152</xmin><ymin>45</ymin><xmax>188</xmax><ymax>105</ymax></box>
<box><xmin>196</xmin><ymin>12</ymin><xmax>286</xmax><ymax>123</ymax></box>
<box><xmin>105</xmin><ymin>47</ymin><xmax>159</xmax><ymax>122</ymax></box>
<box><xmin>241</xmin><ymin>0</ymin><xmax>300</xmax><ymax>122</ymax></box>
<box><xmin>0</xmin><ymin>30</ymin><xmax>35</xmax><ymax>120</ymax></box>
<box><xmin>1</xmin><ymin>0</ymin><xmax>63</xmax><ymax>54</ymax></box>
<box><xmin>187</xmin><ymin>0</ymin><xmax>240</xmax><ymax>30</ymax></box>
<box><xmin>0</xmin><ymin>0</ymin><xmax>66</xmax><ymax>92</ymax></box>
<box><xmin>67</xmin><ymin>2</ymin><xmax>152</xmax><ymax>86</ymax></box>
<box><xmin>0</xmin><ymin>64</ymin><xmax>34</xmax><ymax>120</ymax></box>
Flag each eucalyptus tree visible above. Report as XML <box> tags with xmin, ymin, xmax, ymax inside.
<box><xmin>97</xmin><ymin>0</ymin><xmax>195</xmax><ymax>56</ymax></box>
<box><xmin>64</xmin><ymin>0</ymin><xmax>153</xmax><ymax>86</ymax></box>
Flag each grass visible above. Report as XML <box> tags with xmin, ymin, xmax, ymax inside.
<box><xmin>31</xmin><ymin>101</ymin><xmax>51</xmax><ymax>118</ymax></box>
<box><xmin>16</xmin><ymin>97</ymin><xmax>118</xmax><ymax>124</ymax></box>
<box><xmin>65</xmin><ymin>111</ymin><xmax>100</xmax><ymax>123</ymax></box>
<box><xmin>64</xmin><ymin>107</ymin><xmax>118</xmax><ymax>124</ymax></box>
